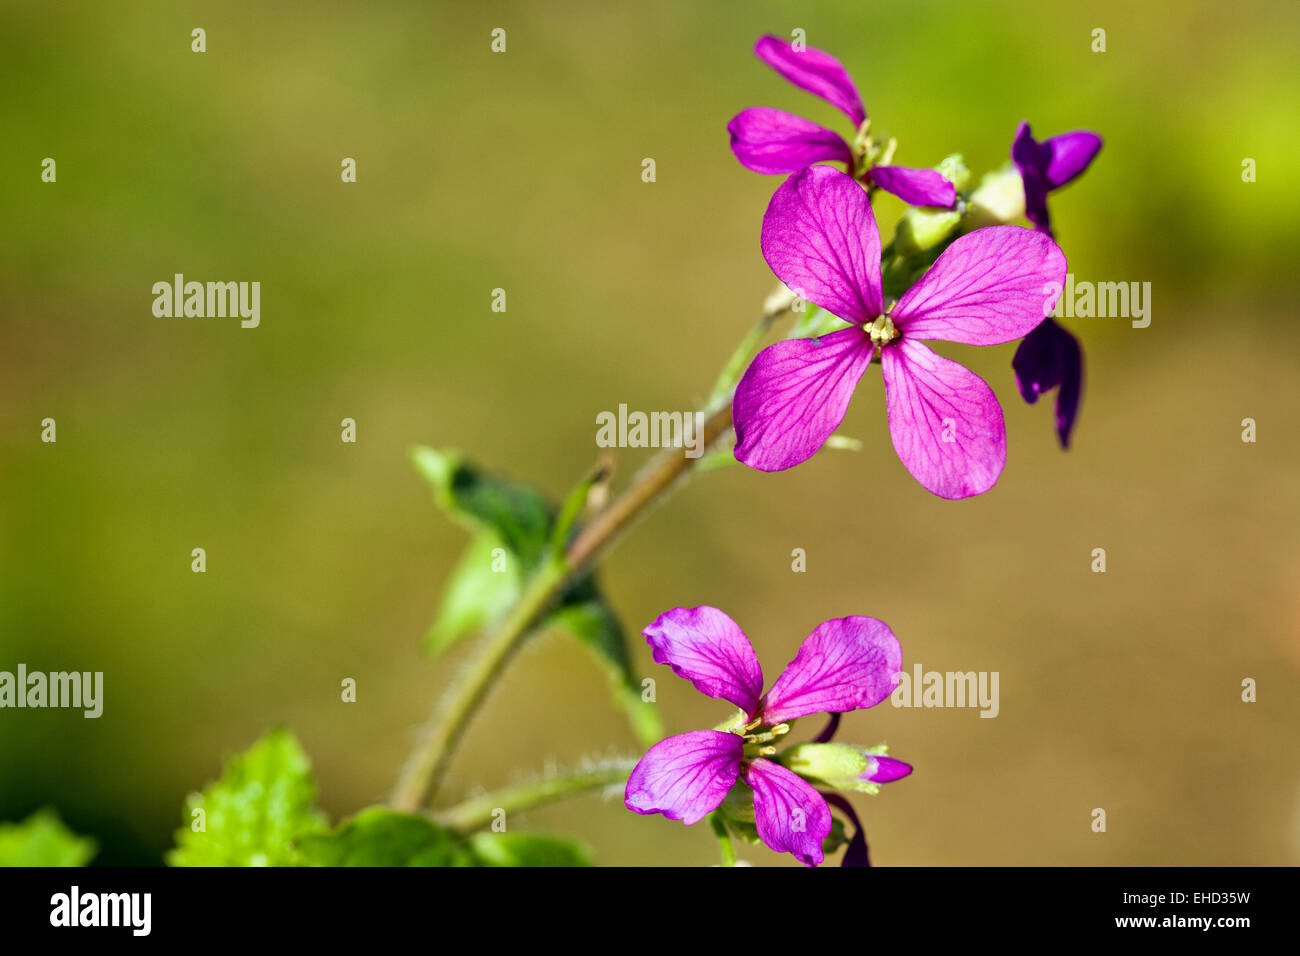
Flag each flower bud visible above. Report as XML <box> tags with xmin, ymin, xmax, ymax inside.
<box><xmin>779</xmin><ymin>743</ymin><xmax>911</xmax><ymax>794</ymax></box>
<box><xmin>965</xmin><ymin>163</ymin><xmax>1026</xmax><ymax>227</ymax></box>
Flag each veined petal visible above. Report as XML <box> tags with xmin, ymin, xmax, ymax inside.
<box><xmin>869</xmin><ymin>165</ymin><xmax>956</xmax><ymax>208</ymax></box>
<box><xmin>760</xmin><ymin>616</ymin><xmax>903</xmax><ymax>724</ymax></box>
<box><xmin>890</xmin><ymin>225</ymin><xmax>1067</xmax><ymax>345</ymax></box>
<box><xmin>727</xmin><ymin>107</ymin><xmax>853</xmax><ymax>175</ymax></box>
<box><xmin>733</xmin><ymin>327</ymin><xmax>874</xmax><ymax>472</ymax></box>
<box><xmin>863</xmin><ymin>755</ymin><xmax>913</xmax><ymax>784</ymax></box>
<box><xmin>1011</xmin><ymin>121</ymin><xmax>1053</xmax><ymax>233</ymax></box>
<box><xmin>754</xmin><ymin>35</ymin><xmax>866</xmax><ymax>127</ymax></box>
<box><xmin>1012</xmin><ymin>317</ymin><xmax>1084</xmax><ymax>448</ymax></box>
<box><xmin>746</xmin><ymin>758</ymin><xmax>833</xmax><ymax>866</ymax></box>
<box><xmin>761</xmin><ymin>165</ymin><xmax>883</xmax><ymax>323</ymax></box>
<box><xmin>1044</xmin><ymin>130</ymin><xmax>1103</xmax><ymax>190</ymax></box>
<box><xmin>624</xmin><ymin>730</ymin><xmax>744</xmax><ymax>825</ymax></box>
<box><xmin>643</xmin><ymin>605</ymin><xmax>764</xmax><ymax>714</ymax></box>
<box><xmin>881</xmin><ymin>339</ymin><xmax>1007</xmax><ymax>499</ymax></box>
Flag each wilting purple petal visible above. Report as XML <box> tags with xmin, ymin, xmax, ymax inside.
<box><xmin>1011</xmin><ymin>121</ymin><xmax>1052</xmax><ymax>233</ymax></box>
<box><xmin>881</xmin><ymin>339</ymin><xmax>1006</xmax><ymax>499</ymax></box>
<box><xmin>869</xmin><ymin>165</ymin><xmax>957</xmax><ymax>208</ymax></box>
<box><xmin>746</xmin><ymin>757</ymin><xmax>833</xmax><ymax>866</ymax></box>
<box><xmin>1012</xmin><ymin>317</ymin><xmax>1084</xmax><ymax>448</ymax></box>
<box><xmin>760</xmin><ymin>165</ymin><xmax>883</xmax><ymax>323</ymax></box>
<box><xmin>863</xmin><ymin>755</ymin><xmax>913</xmax><ymax>784</ymax></box>
<box><xmin>754</xmin><ymin>35</ymin><xmax>866</xmax><ymax>127</ymax></box>
<box><xmin>822</xmin><ymin>792</ymin><xmax>871</xmax><ymax>867</ymax></box>
<box><xmin>760</xmin><ymin>616</ymin><xmax>903</xmax><ymax>724</ymax></box>
<box><xmin>1044</xmin><ymin>130</ymin><xmax>1103</xmax><ymax>190</ymax></box>
<box><xmin>812</xmin><ymin>712</ymin><xmax>841</xmax><ymax>743</ymax></box>
<box><xmin>624</xmin><ymin>730</ymin><xmax>744</xmax><ymax>825</ymax></box>
<box><xmin>733</xmin><ymin>328</ymin><xmax>874</xmax><ymax>472</ymax></box>
<box><xmin>890</xmin><ymin>225</ymin><xmax>1067</xmax><ymax>346</ymax></box>
<box><xmin>727</xmin><ymin>107</ymin><xmax>853</xmax><ymax>175</ymax></box>
<box><xmin>643</xmin><ymin>606</ymin><xmax>764</xmax><ymax>715</ymax></box>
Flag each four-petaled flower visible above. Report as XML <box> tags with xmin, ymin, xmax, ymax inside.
<box><xmin>728</xmin><ymin>35</ymin><xmax>956</xmax><ymax>208</ymax></box>
<box><xmin>732</xmin><ymin>164</ymin><xmax>1067</xmax><ymax>498</ymax></box>
<box><xmin>624</xmin><ymin>605</ymin><xmax>910</xmax><ymax>867</ymax></box>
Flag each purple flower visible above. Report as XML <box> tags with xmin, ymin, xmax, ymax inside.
<box><xmin>732</xmin><ymin>165</ymin><xmax>1067</xmax><ymax>499</ymax></box>
<box><xmin>1013</xmin><ymin>317</ymin><xmax>1083</xmax><ymax>448</ymax></box>
<box><xmin>728</xmin><ymin>35</ymin><xmax>956</xmax><ymax>208</ymax></box>
<box><xmin>624</xmin><ymin>606</ymin><xmax>907</xmax><ymax>867</ymax></box>
<box><xmin>1010</xmin><ymin>121</ymin><xmax>1102</xmax><ymax>237</ymax></box>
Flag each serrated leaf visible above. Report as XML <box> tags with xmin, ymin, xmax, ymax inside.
<box><xmin>425</xmin><ymin>531</ymin><xmax>523</xmax><ymax>654</ymax></box>
<box><xmin>469</xmin><ymin>832</ymin><xmax>592</xmax><ymax>867</ymax></box>
<box><xmin>166</xmin><ymin>729</ymin><xmax>327</xmax><ymax>867</ymax></box>
<box><xmin>0</xmin><ymin>810</ymin><xmax>96</xmax><ymax>867</ymax></box>
<box><xmin>298</xmin><ymin>808</ymin><xmax>475</xmax><ymax>867</ymax></box>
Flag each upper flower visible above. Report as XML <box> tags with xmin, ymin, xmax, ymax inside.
<box><xmin>1011</xmin><ymin>121</ymin><xmax>1103</xmax><ymax>236</ymax></box>
<box><xmin>624</xmin><ymin>606</ymin><xmax>909</xmax><ymax>866</ymax></box>
<box><xmin>728</xmin><ymin>35</ymin><xmax>956</xmax><ymax>208</ymax></box>
<box><xmin>732</xmin><ymin>165</ymin><xmax>1068</xmax><ymax>498</ymax></box>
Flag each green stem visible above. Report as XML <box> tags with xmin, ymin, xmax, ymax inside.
<box><xmin>709</xmin><ymin>812</ymin><xmax>736</xmax><ymax>866</ymax></box>
<box><xmin>432</xmin><ymin>758</ymin><xmax>639</xmax><ymax>833</ymax></box>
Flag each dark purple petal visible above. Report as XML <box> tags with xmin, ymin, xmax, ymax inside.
<box><xmin>1012</xmin><ymin>317</ymin><xmax>1084</xmax><ymax>448</ymax></box>
<box><xmin>812</xmin><ymin>712</ymin><xmax>841</xmax><ymax>744</ymax></box>
<box><xmin>643</xmin><ymin>606</ymin><xmax>764</xmax><ymax>715</ymax></box>
<box><xmin>869</xmin><ymin>165</ymin><xmax>957</xmax><ymax>208</ymax></box>
<box><xmin>821</xmin><ymin>792</ymin><xmax>871</xmax><ymax>867</ymax></box>
<box><xmin>754</xmin><ymin>35</ymin><xmax>866</xmax><ymax>127</ymax></box>
<box><xmin>732</xmin><ymin>328</ymin><xmax>875</xmax><ymax>472</ymax></box>
<box><xmin>760</xmin><ymin>616</ymin><xmax>903</xmax><ymax>724</ymax></box>
<box><xmin>1044</xmin><ymin>130</ymin><xmax>1103</xmax><ymax>190</ymax></box>
<box><xmin>1011</xmin><ymin>120</ymin><xmax>1052</xmax><ymax>233</ymax></box>
<box><xmin>760</xmin><ymin>165</ymin><xmax>883</xmax><ymax>323</ymax></box>
<box><xmin>890</xmin><ymin>225</ymin><xmax>1067</xmax><ymax>346</ymax></box>
<box><xmin>624</xmin><ymin>730</ymin><xmax>744</xmax><ymax>825</ymax></box>
<box><xmin>863</xmin><ymin>755</ymin><xmax>913</xmax><ymax>784</ymax></box>
<box><xmin>727</xmin><ymin>107</ymin><xmax>853</xmax><ymax>175</ymax></box>
<box><xmin>880</xmin><ymin>339</ymin><xmax>1007</xmax><ymax>499</ymax></box>
<box><xmin>746</xmin><ymin>757</ymin><xmax>834</xmax><ymax>866</ymax></box>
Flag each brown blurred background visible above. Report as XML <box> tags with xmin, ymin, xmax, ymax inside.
<box><xmin>2</xmin><ymin>0</ymin><xmax>1298</xmax><ymax>865</ymax></box>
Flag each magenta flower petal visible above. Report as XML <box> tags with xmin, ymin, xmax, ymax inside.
<box><xmin>624</xmin><ymin>730</ymin><xmax>744</xmax><ymax>825</ymax></box>
<box><xmin>869</xmin><ymin>165</ymin><xmax>957</xmax><ymax>208</ymax></box>
<box><xmin>746</xmin><ymin>757</ymin><xmax>834</xmax><ymax>866</ymax></box>
<box><xmin>864</xmin><ymin>755</ymin><xmax>913</xmax><ymax>784</ymax></box>
<box><xmin>760</xmin><ymin>165</ymin><xmax>883</xmax><ymax>323</ymax></box>
<box><xmin>881</xmin><ymin>339</ymin><xmax>1006</xmax><ymax>499</ymax></box>
<box><xmin>1012</xmin><ymin>317</ymin><xmax>1084</xmax><ymax>448</ymax></box>
<box><xmin>1044</xmin><ymin>130</ymin><xmax>1103</xmax><ymax>190</ymax></box>
<box><xmin>733</xmin><ymin>328</ymin><xmax>874</xmax><ymax>472</ymax></box>
<box><xmin>643</xmin><ymin>605</ymin><xmax>764</xmax><ymax>715</ymax></box>
<box><xmin>727</xmin><ymin>107</ymin><xmax>853</xmax><ymax>175</ymax></box>
<box><xmin>890</xmin><ymin>225</ymin><xmax>1067</xmax><ymax>346</ymax></box>
<box><xmin>754</xmin><ymin>35</ymin><xmax>866</xmax><ymax>128</ymax></box>
<box><xmin>759</xmin><ymin>616</ymin><xmax>903</xmax><ymax>724</ymax></box>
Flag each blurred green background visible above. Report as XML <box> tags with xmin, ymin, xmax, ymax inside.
<box><xmin>2</xmin><ymin>0</ymin><xmax>1298</xmax><ymax>866</ymax></box>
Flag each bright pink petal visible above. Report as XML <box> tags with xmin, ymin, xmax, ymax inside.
<box><xmin>881</xmin><ymin>339</ymin><xmax>1006</xmax><ymax>499</ymax></box>
<box><xmin>864</xmin><ymin>755</ymin><xmax>913</xmax><ymax>784</ymax></box>
<box><xmin>869</xmin><ymin>165</ymin><xmax>956</xmax><ymax>207</ymax></box>
<box><xmin>890</xmin><ymin>226</ymin><xmax>1066</xmax><ymax>346</ymax></box>
<box><xmin>760</xmin><ymin>616</ymin><xmax>903</xmax><ymax>724</ymax></box>
<box><xmin>1044</xmin><ymin>131</ymin><xmax>1103</xmax><ymax>189</ymax></box>
<box><xmin>624</xmin><ymin>731</ymin><xmax>744</xmax><ymax>825</ymax></box>
<box><xmin>760</xmin><ymin>165</ymin><xmax>883</xmax><ymax>323</ymax></box>
<box><xmin>643</xmin><ymin>606</ymin><xmax>764</xmax><ymax>715</ymax></box>
<box><xmin>754</xmin><ymin>35</ymin><xmax>866</xmax><ymax>127</ymax></box>
<box><xmin>746</xmin><ymin>758</ymin><xmax>833</xmax><ymax>866</ymax></box>
<box><xmin>727</xmin><ymin>107</ymin><xmax>852</xmax><ymax>175</ymax></box>
<box><xmin>733</xmin><ymin>328</ymin><xmax>874</xmax><ymax>472</ymax></box>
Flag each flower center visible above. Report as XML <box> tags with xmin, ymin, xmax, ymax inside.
<box><xmin>864</xmin><ymin>315</ymin><xmax>899</xmax><ymax>346</ymax></box>
<box><xmin>741</xmin><ymin>720</ymin><xmax>790</xmax><ymax>758</ymax></box>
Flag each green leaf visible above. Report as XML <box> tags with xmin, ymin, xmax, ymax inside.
<box><xmin>166</xmin><ymin>729</ymin><xmax>327</xmax><ymax>867</ymax></box>
<box><xmin>298</xmin><ymin>808</ymin><xmax>475</xmax><ymax>867</ymax></box>
<box><xmin>546</xmin><ymin>599</ymin><xmax>663</xmax><ymax>746</ymax></box>
<box><xmin>0</xmin><ymin>810</ymin><xmax>96</xmax><ymax>867</ymax></box>
<box><xmin>469</xmin><ymin>832</ymin><xmax>592</xmax><ymax>867</ymax></box>
<box><xmin>425</xmin><ymin>530</ymin><xmax>523</xmax><ymax>655</ymax></box>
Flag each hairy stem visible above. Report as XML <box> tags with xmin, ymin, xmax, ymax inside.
<box><xmin>432</xmin><ymin>758</ymin><xmax>639</xmax><ymax>833</ymax></box>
